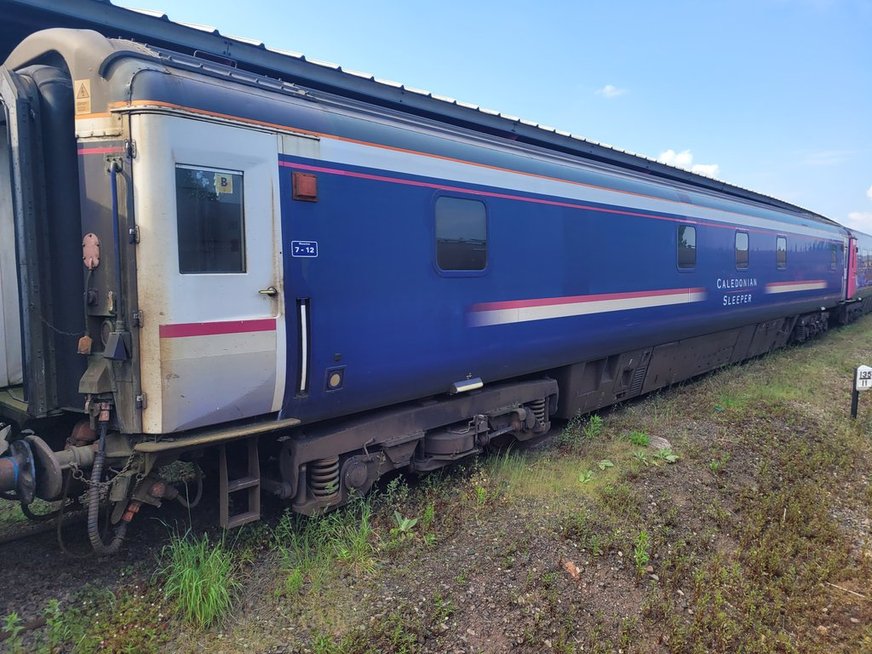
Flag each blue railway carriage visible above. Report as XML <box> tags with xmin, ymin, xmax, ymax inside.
<box><xmin>0</xmin><ymin>28</ymin><xmax>863</xmax><ymax>551</ymax></box>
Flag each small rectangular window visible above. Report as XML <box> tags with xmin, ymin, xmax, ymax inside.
<box><xmin>176</xmin><ymin>165</ymin><xmax>245</xmax><ymax>274</ymax></box>
<box><xmin>776</xmin><ymin>236</ymin><xmax>787</xmax><ymax>269</ymax></box>
<box><xmin>735</xmin><ymin>231</ymin><xmax>749</xmax><ymax>269</ymax></box>
<box><xmin>830</xmin><ymin>243</ymin><xmax>839</xmax><ymax>271</ymax></box>
<box><xmin>435</xmin><ymin>196</ymin><xmax>487</xmax><ymax>271</ymax></box>
<box><xmin>677</xmin><ymin>225</ymin><xmax>696</xmax><ymax>269</ymax></box>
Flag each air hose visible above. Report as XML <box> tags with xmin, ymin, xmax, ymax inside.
<box><xmin>87</xmin><ymin>421</ymin><xmax>127</xmax><ymax>555</ymax></box>
<box><xmin>174</xmin><ymin>465</ymin><xmax>204</xmax><ymax>509</ymax></box>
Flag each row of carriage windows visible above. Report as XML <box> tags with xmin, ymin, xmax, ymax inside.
<box><xmin>678</xmin><ymin>226</ymin><xmax>791</xmax><ymax>271</ymax></box>
<box><xmin>171</xmin><ymin>166</ymin><xmax>828</xmax><ymax>275</ymax></box>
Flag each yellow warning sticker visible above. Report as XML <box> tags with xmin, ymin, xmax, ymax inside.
<box><xmin>74</xmin><ymin>79</ymin><xmax>91</xmax><ymax>115</ymax></box>
<box><xmin>214</xmin><ymin>173</ymin><xmax>233</xmax><ymax>194</ymax></box>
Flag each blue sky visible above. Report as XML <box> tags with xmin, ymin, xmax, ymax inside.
<box><xmin>114</xmin><ymin>0</ymin><xmax>872</xmax><ymax>231</ymax></box>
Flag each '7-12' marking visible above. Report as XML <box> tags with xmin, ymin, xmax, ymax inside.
<box><xmin>291</xmin><ymin>240</ymin><xmax>318</xmax><ymax>258</ymax></box>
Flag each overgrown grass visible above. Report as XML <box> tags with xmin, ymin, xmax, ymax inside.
<box><xmin>557</xmin><ymin>413</ymin><xmax>604</xmax><ymax>449</ymax></box>
<box><xmin>31</xmin><ymin>582</ymin><xmax>169</xmax><ymax>653</ymax></box>
<box><xmin>273</xmin><ymin>497</ymin><xmax>375</xmax><ymax>598</ymax></box>
<box><xmin>158</xmin><ymin>531</ymin><xmax>239</xmax><ymax>628</ymax></box>
<box><xmin>639</xmin><ymin>322</ymin><xmax>872</xmax><ymax>652</ymax></box>
<box><xmin>307</xmin><ymin>594</ymin><xmax>456</xmax><ymax>654</ymax></box>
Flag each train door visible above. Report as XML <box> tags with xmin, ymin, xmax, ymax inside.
<box><xmin>847</xmin><ymin>237</ymin><xmax>858</xmax><ymax>299</ymax></box>
<box><xmin>132</xmin><ymin>114</ymin><xmax>286</xmax><ymax>433</ymax></box>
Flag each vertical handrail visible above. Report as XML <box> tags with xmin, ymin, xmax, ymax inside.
<box><xmin>108</xmin><ymin>160</ymin><xmax>125</xmax><ymax>329</ymax></box>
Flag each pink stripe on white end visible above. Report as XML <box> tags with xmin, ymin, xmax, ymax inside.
<box><xmin>470</xmin><ymin>288</ymin><xmax>706</xmax><ymax>327</ymax></box>
<box><xmin>764</xmin><ymin>280</ymin><xmax>827</xmax><ymax>294</ymax></box>
<box><xmin>159</xmin><ymin>318</ymin><xmax>276</xmax><ymax>338</ymax></box>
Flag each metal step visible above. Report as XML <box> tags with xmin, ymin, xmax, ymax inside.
<box><xmin>218</xmin><ymin>438</ymin><xmax>261</xmax><ymax>529</ymax></box>
<box><xmin>227</xmin><ymin>476</ymin><xmax>259</xmax><ymax>492</ymax></box>
<box><xmin>226</xmin><ymin>511</ymin><xmax>260</xmax><ymax>529</ymax></box>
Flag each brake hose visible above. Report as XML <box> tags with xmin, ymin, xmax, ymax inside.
<box><xmin>86</xmin><ymin>421</ymin><xmax>127</xmax><ymax>555</ymax></box>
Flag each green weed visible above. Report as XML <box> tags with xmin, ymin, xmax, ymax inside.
<box><xmin>41</xmin><ymin>598</ymin><xmax>67</xmax><ymax>652</ymax></box>
<box><xmin>559</xmin><ymin>413</ymin><xmax>604</xmax><ymax>448</ymax></box>
<box><xmin>391</xmin><ymin>510</ymin><xmax>418</xmax><ymax>539</ymax></box>
<box><xmin>383</xmin><ymin>475</ymin><xmax>411</xmax><ymax>508</ymax></box>
<box><xmin>432</xmin><ymin>595</ymin><xmax>455</xmax><ymax>623</ymax></box>
<box><xmin>3</xmin><ymin>612</ymin><xmax>24</xmax><ymax>654</ymax></box>
<box><xmin>633</xmin><ymin>530</ymin><xmax>651</xmax><ymax>572</ymax></box>
<box><xmin>420</xmin><ymin>501</ymin><xmax>435</xmax><ymax>530</ymax></box>
<box><xmin>628</xmin><ymin>430</ymin><xmax>650</xmax><ymax>447</ymax></box>
<box><xmin>284</xmin><ymin>566</ymin><xmax>305</xmax><ymax>596</ymax></box>
<box><xmin>709</xmin><ymin>452</ymin><xmax>730</xmax><ymax>474</ymax></box>
<box><xmin>583</xmin><ymin>414</ymin><xmax>605</xmax><ymax>439</ymax></box>
<box><xmin>557</xmin><ymin>413</ymin><xmax>585</xmax><ymax>447</ymax></box>
<box><xmin>654</xmin><ymin>447</ymin><xmax>679</xmax><ymax>463</ymax></box>
<box><xmin>158</xmin><ymin>531</ymin><xmax>239</xmax><ymax>627</ymax></box>
<box><xmin>541</xmin><ymin>570</ymin><xmax>559</xmax><ymax>587</ymax></box>
<box><xmin>473</xmin><ymin>484</ymin><xmax>488</xmax><ymax>505</ymax></box>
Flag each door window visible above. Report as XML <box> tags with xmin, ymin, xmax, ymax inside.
<box><xmin>176</xmin><ymin>165</ymin><xmax>245</xmax><ymax>274</ymax></box>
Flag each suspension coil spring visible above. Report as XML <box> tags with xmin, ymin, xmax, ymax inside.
<box><xmin>529</xmin><ymin>398</ymin><xmax>547</xmax><ymax>425</ymax></box>
<box><xmin>309</xmin><ymin>457</ymin><xmax>340</xmax><ymax>497</ymax></box>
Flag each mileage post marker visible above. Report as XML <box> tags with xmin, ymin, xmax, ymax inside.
<box><xmin>851</xmin><ymin>365</ymin><xmax>872</xmax><ymax>419</ymax></box>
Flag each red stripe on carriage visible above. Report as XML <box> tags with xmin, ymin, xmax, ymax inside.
<box><xmin>159</xmin><ymin>318</ymin><xmax>276</xmax><ymax>338</ymax></box>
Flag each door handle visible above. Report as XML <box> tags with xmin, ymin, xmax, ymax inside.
<box><xmin>258</xmin><ymin>286</ymin><xmax>278</xmax><ymax>297</ymax></box>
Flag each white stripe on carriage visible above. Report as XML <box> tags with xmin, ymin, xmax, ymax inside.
<box><xmin>764</xmin><ymin>281</ymin><xmax>828</xmax><ymax>294</ymax></box>
<box><xmin>470</xmin><ymin>290</ymin><xmax>707</xmax><ymax>327</ymax></box>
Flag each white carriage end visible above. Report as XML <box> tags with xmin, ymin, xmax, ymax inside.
<box><xmin>132</xmin><ymin>115</ymin><xmax>286</xmax><ymax>434</ymax></box>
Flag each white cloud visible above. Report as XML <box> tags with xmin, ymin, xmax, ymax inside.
<box><xmin>866</xmin><ymin>184</ymin><xmax>872</xmax><ymax>200</ymax></box>
<box><xmin>846</xmin><ymin>212</ymin><xmax>872</xmax><ymax>232</ymax></box>
<box><xmin>657</xmin><ymin>149</ymin><xmax>720</xmax><ymax>178</ymax></box>
<box><xmin>658</xmin><ymin>149</ymin><xmax>692</xmax><ymax>168</ymax></box>
<box><xmin>595</xmin><ymin>84</ymin><xmax>627</xmax><ymax>99</ymax></box>
<box><xmin>690</xmin><ymin>163</ymin><xmax>720</xmax><ymax>177</ymax></box>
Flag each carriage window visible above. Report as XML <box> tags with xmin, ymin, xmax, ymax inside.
<box><xmin>776</xmin><ymin>236</ymin><xmax>787</xmax><ymax>269</ymax></box>
<box><xmin>677</xmin><ymin>225</ymin><xmax>696</xmax><ymax>269</ymax></box>
<box><xmin>435</xmin><ymin>197</ymin><xmax>487</xmax><ymax>271</ymax></box>
<box><xmin>735</xmin><ymin>231</ymin><xmax>749</xmax><ymax>269</ymax></box>
<box><xmin>176</xmin><ymin>166</ymin><xmax>245</xmax><ymax>274</ymax></box>
<box><xmin>830</xmin><ymin>243</ymin><xmax>839</xmax><ymax>271</ymax></box>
